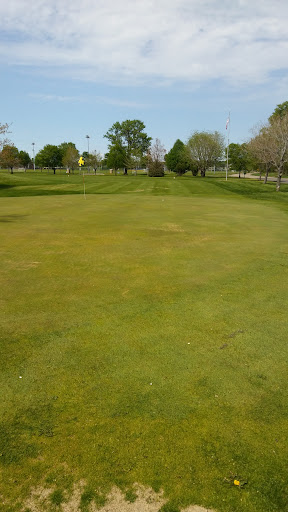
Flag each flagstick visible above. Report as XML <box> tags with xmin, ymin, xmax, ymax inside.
<box><xmin>83</xmin><ymin>170</ymin><xmax>86</xmax><ymax>199</ymax></box>
<box><xmin>226</xmin><ymin>111</ymin><xmax>230</xmax><ymax>182</ymax></box>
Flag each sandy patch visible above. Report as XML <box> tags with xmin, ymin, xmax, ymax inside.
<box><xmin>163</xmin><ymin>223</ymin><xmax>185</xmax><ymax>232</ymax></box>
<box><xmin>22</xmin><ymin>485</ymin><xmax>54</xmax><ymax>512</ymax></box>
<box><xmin>150</xmin><ymin>223</ymin><xmax>184</xmax><ymax>233</ymax></box>
<box><xmin>91</xmin><ymin>485</ymin><xmax>165</xmax><ymax>512</ymax></box>
<box><xmin>183</xmin><ymin>507</ymin><xmax>215</xmax><ymax>512</ymax></box>
<box><xmin>6</xmin><ymin>260</ymin><xmax>41</xmax><ymax>270</ymax></box>
<box><xmin>61</xmin><ymin>481</ymin><xmax>86</xmax><ymax>512</ymax></box>
<box><xmin>22</xmin><ymin>483</ymin><xmax>216</xmax><ymax>512</ymax></box>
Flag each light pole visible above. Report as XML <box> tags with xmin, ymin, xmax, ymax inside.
<box><xmin>86</xmin><ymin>135</ymin><xmax>90</xmax><ymax>154</ymax></box>
<box><xmin>32</xmin><ymin>142</ymin><xmax>35</xmax><ymax>171</ymax></box>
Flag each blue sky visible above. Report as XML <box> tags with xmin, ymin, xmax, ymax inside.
<box><xmin>1</xmin><ymin>0</ymin><xmax>288</xmax><ymax>158</ymax></box>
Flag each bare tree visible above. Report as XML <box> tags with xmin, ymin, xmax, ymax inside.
<box><xmin>269</xmin><ymin>114</ymin><xmax>288</xmax><ymax>191</ymax></box>
<box><xmin>0</xmin><ymin>122</ymin><xmax>11</xmax><ymax>150</ymax></box>
<box><xmin>147</xmin><ymin>138</ymin><xmax>166</xmax><ymax>177</ymax></box>
<box><xmin>249</xmin><ymin>115</ymin><xmax>288</xmax><ymax>191</ymax></box>
<box><xmin>248</xmin><ymin>126</ymin><xmax>272</xmax><ymax>183</ymax></box>
<box><xmin>86</xmin><ymin>151</ymin><xmax>102</xmax><ymax>174</ymax></box>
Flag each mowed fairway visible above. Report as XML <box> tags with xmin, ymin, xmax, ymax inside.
<box><xmin>0</xmin><ymin>175</ymin><xmax>288</xmax><ymax>512</ymax></box>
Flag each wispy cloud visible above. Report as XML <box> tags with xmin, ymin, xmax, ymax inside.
<box><xmin>94</xmin><ymin>96</ymin><xmax>150</xmax><ymax>108</ymax></box>
<box><xmin>29</xmin><ymin>92</ymin><xmax>150</xmax><ymax>108</ymax></box>
<box><xmin>29</xmin><ymin>93</ymin><xmax>85</xmax><ymax>102</ymax></box>
<box><xmin>1</xmin><ymin>0</ymin><xmax>288</xmax><ymax>88</ymax></box>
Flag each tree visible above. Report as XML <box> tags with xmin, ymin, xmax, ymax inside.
<box><xmin>269</xmin><ymin>101</ymin><xmax>288</xmax><ymax>122</ymax></box>
<box><xmin>0</xmin><ymin>123</ymin><xmax>9</xmax><ymax>135</ymax></box>
<box><xmin>249</xmin><ymin>114</ymin><xmax>288</xmax><ymax>191</ymax></box>
<box><xmin>125</xmin><ymin>148</ymin><xmax>146</xmax><ymax>172</ymax></box>
<box><xmin>0</xmin><ymin>122</ymin><xmax>11</xmax><ymax>150</ymax></box>
<box><xmin>228</xmin><ymin>143</ymin><xmax>248</xmax><ymax>178</ymax></box>
<box><xmin>18</xmin><ymin>150</ymin><xmax>31</xmax><ymax>170</ymax></box>
<box><xmin>0</xmin><ymin>144</ymin><xmax>19</xmax><ymax>173</ymax></box>
<box><xmin>147</xmin><ymin>138</ymin><xmax>166</xmax><ymax>177</ymax></box>
<box><xmin>105</xmin><ymin>143</ymin><xmax>126</xmax><ymax>173</ymax></box>
<box><xmin>62</xmin><ymin>146</ymin><xmax>79</xmax><ymax>173</ymax></box>
<box><xmin>58</xmin><ymin>142</ymin><xmax>77</xmax><ymax>162</ymax></box>
<box><xmin>35</xmin><ymin>145</ymin><xmax>62</xmax><ymax>174</ymax></box>
<box><xmin>104</xmin><ymin>120</ymin><xmax>152</xmax><ymax>174</ymax></box>
<box><xmin>247</xmin><ymin>127</ymin><xmax>273</xmax><ymax>183</ymax></box>
<box><xmin>266</xmin><ymin>115</ymin><xmax>288</xmax><ymax>191</ymax></box>
<box><xmin>186</xmin><ymin>131</ymin><xmax>225</xmax><ymax>177</ymax></box>
<box><xmin>165</xmin><ymin>139</ymin><xmax>185</xmax><ymax>172</ymax></box>
<box><xmin>85</xmin><ymin>151</ymin><xmax>102</xmax><ymax>174</ymax></box>
<box><xmin>165</xmin><ymin>140</ymin><xmax>197</xmax><ymax>176</ymax></box>
<box><xmin>175</xmin><ymin>154</ymin><xmax>198</xmax><ymax>176</ymax></box>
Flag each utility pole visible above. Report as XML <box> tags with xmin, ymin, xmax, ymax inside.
<box><xmin>226</xmin><ymin>112</ymin><xmax>230</xmax><ymax>181</ymax></box>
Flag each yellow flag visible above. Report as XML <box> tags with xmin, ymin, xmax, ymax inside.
<box><xmin>78</xmin><ymin>156</ymin><xmax>85</xmax><ymax>166</ymax></box>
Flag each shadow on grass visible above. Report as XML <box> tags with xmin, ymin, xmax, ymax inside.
<box><xmin>0</xmin><ymin>214</ymin><xmax>28</xmax><ymax>222</ymax></box>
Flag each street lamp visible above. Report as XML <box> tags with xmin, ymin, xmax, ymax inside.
<box><xmin>32</xmin><ymin>142</ymin><xmax>35</xmax><ymax>171</ymax></box>
<box><xmin>86</xmin><ymin>135</ymin><xmax>90</xmax><ymax>154</ymax></box>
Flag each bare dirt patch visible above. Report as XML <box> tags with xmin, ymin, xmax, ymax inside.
<box><xmin>21</xmin><ymin>483</ymin><xmax>216</xmax><ymax>512</ymax></box>
<box><xmin>150</xmin><ymin>223</ymin><xmax>185</xmax><ymax>233</ymax></box>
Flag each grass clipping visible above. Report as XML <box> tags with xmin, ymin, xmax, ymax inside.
<box><xmin>22</xmin><ymin>482</ymin><xmax>215</xmax><ymax>512</ymax></box>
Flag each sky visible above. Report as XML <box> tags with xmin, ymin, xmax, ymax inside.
<box><xmin>1</xmin><ymin>0</ymin><xmax>288</xmax><ymax>158</ymax></box>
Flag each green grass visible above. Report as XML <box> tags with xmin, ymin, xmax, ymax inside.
<box><xmin>1</xmin><ymin>168</ymin><xmax>288</xmax><ymax>202</ymax></box>
<box><xmin>0</xmin><ymin>171</ymin><xmax>288</xmax><ymax>511</ymax></box>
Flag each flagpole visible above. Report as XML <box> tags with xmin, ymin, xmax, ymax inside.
<box><xmin>226</xmin><ymin>112</ymin><xmax>230</xmax><ymax>182</ymax></box>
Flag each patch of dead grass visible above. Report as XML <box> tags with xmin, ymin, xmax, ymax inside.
<box><xmin>22</xmin><ymin>483</ymin><xmax>216</xmax><ymax>512</ymax></box>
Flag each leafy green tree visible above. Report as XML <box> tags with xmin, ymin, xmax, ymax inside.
<box><xmin>104</xmin><ymin>120</ymin><xmax>152</xmax><ymax>174</ymax></box>
<box><xmin>186</xmin><ymin>131</ymin><xmax>225</xmax><ymax>177</ymax></box>
<box><xmin>0</xmin><ymin>144</ymin><xmax>19</xmax><ymax>173</ymax></box>
<box><xmin>269</xmin><ymin>101</ymin><xmax>288</xmax><ymax>122</ymax></box>
<box><xmin>165</xmin><ymin>139</ymin><xmax>185</xmax><ymax>172</ymax></box>
<box><xmin>125</xmin><ymin>148</ymin><xmax>146</xmax><ymax>171</ymax></box>
<box><xmin>166</xmin><ymin>142</ymin><xmax>198</xmax><ymax>176</ymax></box>
<box><xmin>147</xmin><ymin>138</ymin><xmax>165</xmax><ymax>177</ymax></box>
<box><xmin>228</xmin><ymin>143</ymin><xmax>248</xmax><ymax>178</ymax></box>
<box><xmin>35</xmin><ymin>145</ymin><xmax>62</xmax><ymax>174</ymax></box>
<box><xmin>105</xmin><ymin>143</ymin><xmax>126</xmax><ymax>173</ymax></box>
<box><xmin>175</xmin><ymin>155</ymin><xmax>198</xmax><ymax>176</ymax></box>
<box><xmin>18</xmin><ymin>150</ymin><xmax>31</xmax><ymax>170</ymax></box>
<box><xmin>62</xmin><ymin>146</ymin><xmax>80</xmax><ymax>173</ymax></box>
<box><xmin>58</xmin><ymin>142</ymin><xmax>77</xmax><ymax>162</ymax></box>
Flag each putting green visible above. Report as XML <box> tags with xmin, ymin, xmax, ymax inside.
<box><xmin>0</xmin><ymin>191</ymin><xmax>287</xmax><ymax>512</ymax></box>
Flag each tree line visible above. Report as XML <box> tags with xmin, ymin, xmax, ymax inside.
<box><xmin>1</xmin><ymin>101</ymin><xmax>288</xmax><ymax>189</ymax></box>
<box><xmin>0</xmin><ymin>124</ymin><xmax>31</xmax><ymax>173</ymax></box>
<box><xmin>166</xmin><ymin>101</ymin><xmax>288</xmax><ymax>190</ymax></box>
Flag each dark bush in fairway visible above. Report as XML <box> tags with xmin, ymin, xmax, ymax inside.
<box><xmin>148</xmin><ymin>160</ymin><xmax>165</xmax><ymax>176</ymax></box>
